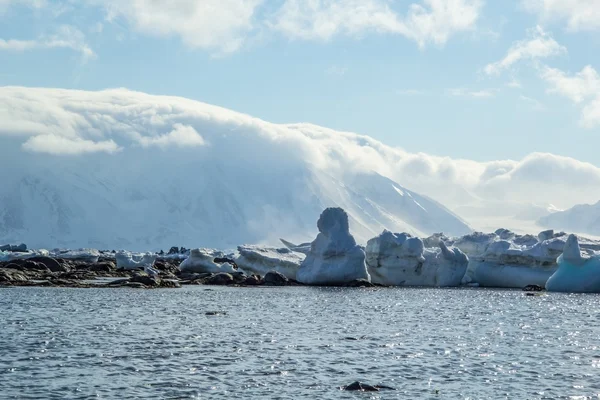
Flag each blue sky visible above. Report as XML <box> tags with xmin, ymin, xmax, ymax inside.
<box><xmin>1</xmin><ymin>0</ymin><xmax>599</xmax><ymax>164</ymax></box>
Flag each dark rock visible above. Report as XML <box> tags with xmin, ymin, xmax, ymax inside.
<box><xmin>205</xmin><ymin>311</ymin><xmax>227</xmax><ymax>316</ymax></box>
<box><xmin>168</xmin><ymin>246</ymin><xmax>180</xmax><ymax>255</ymax></box>
<box><xmin>19</xmin><ymin>260</ymin><xmax>50</xmax><ymax>272</ymax></box>
<box><xmin>28</xmin><ymin>256</ymin><xmax>67</xmax><ymax>273</ymax></box>
<box><xmin>159</xmin><ymin>280</ymin><xmax>181</xmax><ymax>289</ymax></box>
<box><xmin>0</xmin><ymin>269</ymin><xmax>28</xmax><ymax>283</ymax></box>
<box><xmin>344</xmin><ymin>279</ymin><xmax>374</xmax><ymax>288</ymax></box>
<box><xmin>108</xmin><ymin>278</ymin><xmax>131</xmax><ymax>286</ymax></box>
<box><xmin>523</xmin><ymin>284</ymin><xmax>544</xmax><ymax>292</ymax></box>
<box><xmin>88</xmin><ymin>262</ymin><xmax>116</xmax><ymax>273</ymax></box>
<box><xmin>263</xmin><ymin>271</ymin><xmax>289</xmax><ymax>286</ymax></box>
<box><xmin>206</xmin><ymin>273</ymin><xmax>234</xmax><ymax>285</ymax></box>
<box><xmin>243</xmin><ymin>275</ymin><xmax>261</xmax><ymax>286</ymax></box>
<box><xmin>130</xmin><ymin>272</ymin><xmax>161</xmax><ymax>287</ymax></box>
<box><xmin>342</xmin><ymin>382</ymin><xmax>394</xmax><ymax>391</ymax></box>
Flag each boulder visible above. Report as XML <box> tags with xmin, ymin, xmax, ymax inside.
<box><xmin>263</xmin><ymin>271</ymin><xmax>289</xmax><ymax>286</ymax></box>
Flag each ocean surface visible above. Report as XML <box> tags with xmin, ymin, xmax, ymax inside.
<box><xmin>1</xmin><ymin>286</ymin><xmax>599</xmax><ymax>399</ymax></box>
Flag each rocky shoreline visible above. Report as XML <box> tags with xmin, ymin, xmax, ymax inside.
<box><xmin>0</xmin><ymin>255</ymin><xmax>375</xmax><ymax>289</ymax></box>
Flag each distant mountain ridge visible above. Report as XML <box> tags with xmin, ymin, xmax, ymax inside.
<box><xmin>538</xmin><ymin>201</ymin><xmax>600</xmax><ymax>237</ymax></box>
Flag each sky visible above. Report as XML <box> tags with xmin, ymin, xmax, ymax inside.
<box><xmin>1</xmin><ymin>0</ymin><xmax>599</xmax><ymax>165</ymax></box>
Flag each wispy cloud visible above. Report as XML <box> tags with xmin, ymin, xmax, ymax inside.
<box><xmin>397</xmin><ymin>89</ymin><xmax>426</xmax><ymax>96</ymax></box>
<box><xmin>0</xmin><ymin>25</ymin><xmax>95</xmax><ymax>62</ymax></box>
<box><xmin>519</xmin><ymin>95</ymin><xmax>545</xmax><ymax>111</ymax></box>
<box><xmin>484</xmin><ymin>25</ymin><xmax>565</xmax><ymax>75</ymax></box>
<box><xmin>447</xmin><ymin>88</ymin><xmax>497</xmax><ymax>98</ymax></box>
<box><xmin>270</xmin><ymin>0</ymin><xmax>483</xmax><ymax>48</ymax></box>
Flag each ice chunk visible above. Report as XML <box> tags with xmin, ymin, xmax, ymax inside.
<box><xmin>279</xmin><ymin>239</ymin><xmax>311</xmax><ymax>256</ymax></box>
<box><xmin>546</xmin><ymin>235</ymin><xmax>600</xmax><ymax>293</ymax></box>
<box><xmin>365</xmin><ymin>231</ymin><xmax>468</xmax><ymax>287</ymax></box>
<box><xmin>235</xmin><ymin>245</ymin><xmax>304</xmax><ymax>280</ymax></box>
<box><xmin>296</xmin><ymin>208</ymin><xmax>370</xmax><ymax>285</ymax></box>
<box><xmin>115</xmin><ymin>251</ymin><xmax>157</xmax><ymax>271</ymax></box>
<box><xmin>179</xmin><ymin>249</ymin><xmax>237</xmax><ymax>274</ymax></box>
<box><xmin>51</xmin><ymin>248</ymin><xmax>100</xmax><ymax>263</ymax></box>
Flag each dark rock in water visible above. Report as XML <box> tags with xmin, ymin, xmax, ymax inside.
<box><xmin>342</xmin><ymin>381</ymin><xmax>395</xmax><ymax>392</ymax></box>
<box><xmin>160</xmin><ymin>280</ymin><xmax>181</xmax><ymax>289</ymax></box>
<box><xmin>243</xmin><ymin>275</ymin><xmax>261</xmax><ymax>286</ymax></box>
<box><xmin>0</xmin><ymin>243</ymin><xmax>28</xmax><ymax>253</ymax></box>
<box><xmin>205</xmin><ymin>311</ymin><xmax>227</xmax><ymax>316</ymax></box>
<box><xmin>27</xmin><ymin>256</ymin><xmax>67</xmax><ymax>273</ymax></box>
<box><xmin>206</xmin><ymin>273</ymin><xmax>234</xmax><ymax>285</ymax></box>
<box><xmin>344</xmin><ymin>279</ymin><xmax>374</xmax><ymax>288</ymax></box>
<box><xmin>523</xmin><ymin>284</ymin><xmax>544</xmax><ymax>292</ymax></box>
<box><xmin>264</xmin><ymin>271</ymin><xmax>289</xmax><ymax>286</ymax></box>
<box><xmin>130</xmin><ymin>272</ymin><xmax>161</xmax><ymax>287</ymax></box>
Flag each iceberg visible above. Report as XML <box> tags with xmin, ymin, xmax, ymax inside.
<box><xmin>235</xmin><ymin>246</ymin><xmax>304</xmax><ymax>280</ymax></box>
<box><xmin>296</xmin><ymin>208</ymin><xmax>370</xmax><ymax>286</ymax></box>
<box><xmin>115</xmin><ymin>251</ymin><xmax>157</xmax><ymax>271</ymax></box>
<box><xmin>546</xmin><ymin>235</ymin><xmax>600</xmax><ymax>293</ymax></box>
<box><xmin>50</xmin><ymin>248</ymin><xmax>100</xmax><ymax>263</ymax></box>
<box><xmin>366</xmin><ymin>231</ymin><xmax>468</xmax><ymax>287</ymax></box>
<box><xmin>450</xmin><ymin>229</ymin><xmax>599</xmax><ymax>288</ymax></box>
<box><xmin>178</xmin><ymin>248</ymin><xmax>238</xmax><ymax>274</ymax></box>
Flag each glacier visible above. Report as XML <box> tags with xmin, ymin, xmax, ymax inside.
<box><xmin>538</xmin><ymin>201</ymin><xmax>600</xmax><ymax>237</ymax></box>
<box><xmin>296</xmin><ymin>208</ymin><xmax>370</xmax><ymax>286</ymax></box>
<box><xmin>365</xmin><ymin>231</ymin><xmax>468</xmax><ymax>287</ymax></box>
<box><xmin>546</xmin><ymin>235</ymin><xmax>600</xmax><ymax>293</ymax></box>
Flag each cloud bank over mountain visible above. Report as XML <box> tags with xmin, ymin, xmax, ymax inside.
<box><xmin>1</xmin><ymin>86</ymin><xmax>599</xmax><ymax>248</ymax></box>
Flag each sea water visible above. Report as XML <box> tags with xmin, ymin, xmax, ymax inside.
<box><xmin>1</xmin><ymin>286</ymin><xmax>599</xmax><ymax>399</ymax></box>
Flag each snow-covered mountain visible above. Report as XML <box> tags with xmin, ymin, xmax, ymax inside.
<box><xmin>0</xmin><ymin>88</ymin><xmax>472</xmax><ymax>251</ymax></box>
<box><xmin>538</xmin><ymin>201</ymin><xmax>600</xmax><ymax>237</ymax></box>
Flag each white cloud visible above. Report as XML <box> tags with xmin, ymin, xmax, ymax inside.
<box><xmin>484</xmin><ymin>25</ymin><xmax>565</xmax><ymax>75</ymax></box>
<box><xmin>22</xmin><ymin>134</ymin><xmax>121</xmax><ymax>155</ymax></box>
<box><xmin>1</xmin><ymin>86</ymin><xmax>600</xmax><ymax>214</ymax></box>
<box><xmin>397</xmin><ymin>89</ymin><xmax>426</xmax><ymax>95</ymax></box>
<box><xmin>0</xmin><ymin>25</ymin><xmax>95</xmax><ymax>61</ymax></box>
<box><xmin>99</xmin><ymin>0</ymin><xmax>265</xmax><ymax>54</ymax></box>
<box><xmin>519</xmin><ymin>95</ymin><xmax>545</xmax><ymax>111</ymax></box>
<box><xmin>523</xmin><ymin>0</ymin><xmax>600</xmax><ymax>31</ymax></box>
<box><xmin>270</xmin><ymin>0</ymin><xmax>482</xmax><ymax>48</ymax></box>
<box><xmin>136</xmin><ymin>124</ymin><xmax>207</xmax><ymax>149</ymax></box>
<box><xmin>447</xmin><ymin>87</ymin><xmax>497</xmax><ymax>98</ymax></box>
<box><xmin>541</xmin><ymin>65</ymin><xmax>600</xmax><ymax>127</ymax></box>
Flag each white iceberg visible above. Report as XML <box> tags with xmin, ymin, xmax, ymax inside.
<box><xmin>51</xmin><ymin>248</ymin><xmax>101</xmax><ymax>263</ymax></box>
<box><xmin>296</xmin><ymin>208</ymin><xmax>370</xmax><ymax>286</ymax></box>
<box><xmin>449</xmin><ymin>229</ymin><xmax>600</xmax><ymax>288</ymax></box>
<box><xmin>546</xmin><ymin>235</ymin><xmax>600</xmax><ymax>293</ymax></box>
<box><xmin>0</xmin><ymin>249</ymin><xmax>50</xmax><ymax>262</ymax></box>
<box><xmin>115</xmin><ymin>251</ymin><xmax>157</xmax><ymax>271</ymax></box>
<box><xmin>179</xmin><ymin>248</ymin><xmax>238</xmax><ymax>274</ymax></box>
<box><xmin>366</xmin><ymin>231</ymin><xmax>468</xmax><ymax>287</ymax></box>
<box><xmin>235</xmin><ymin>246</ymin><xmax>304</xmax><ymax>280</ymax></box>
